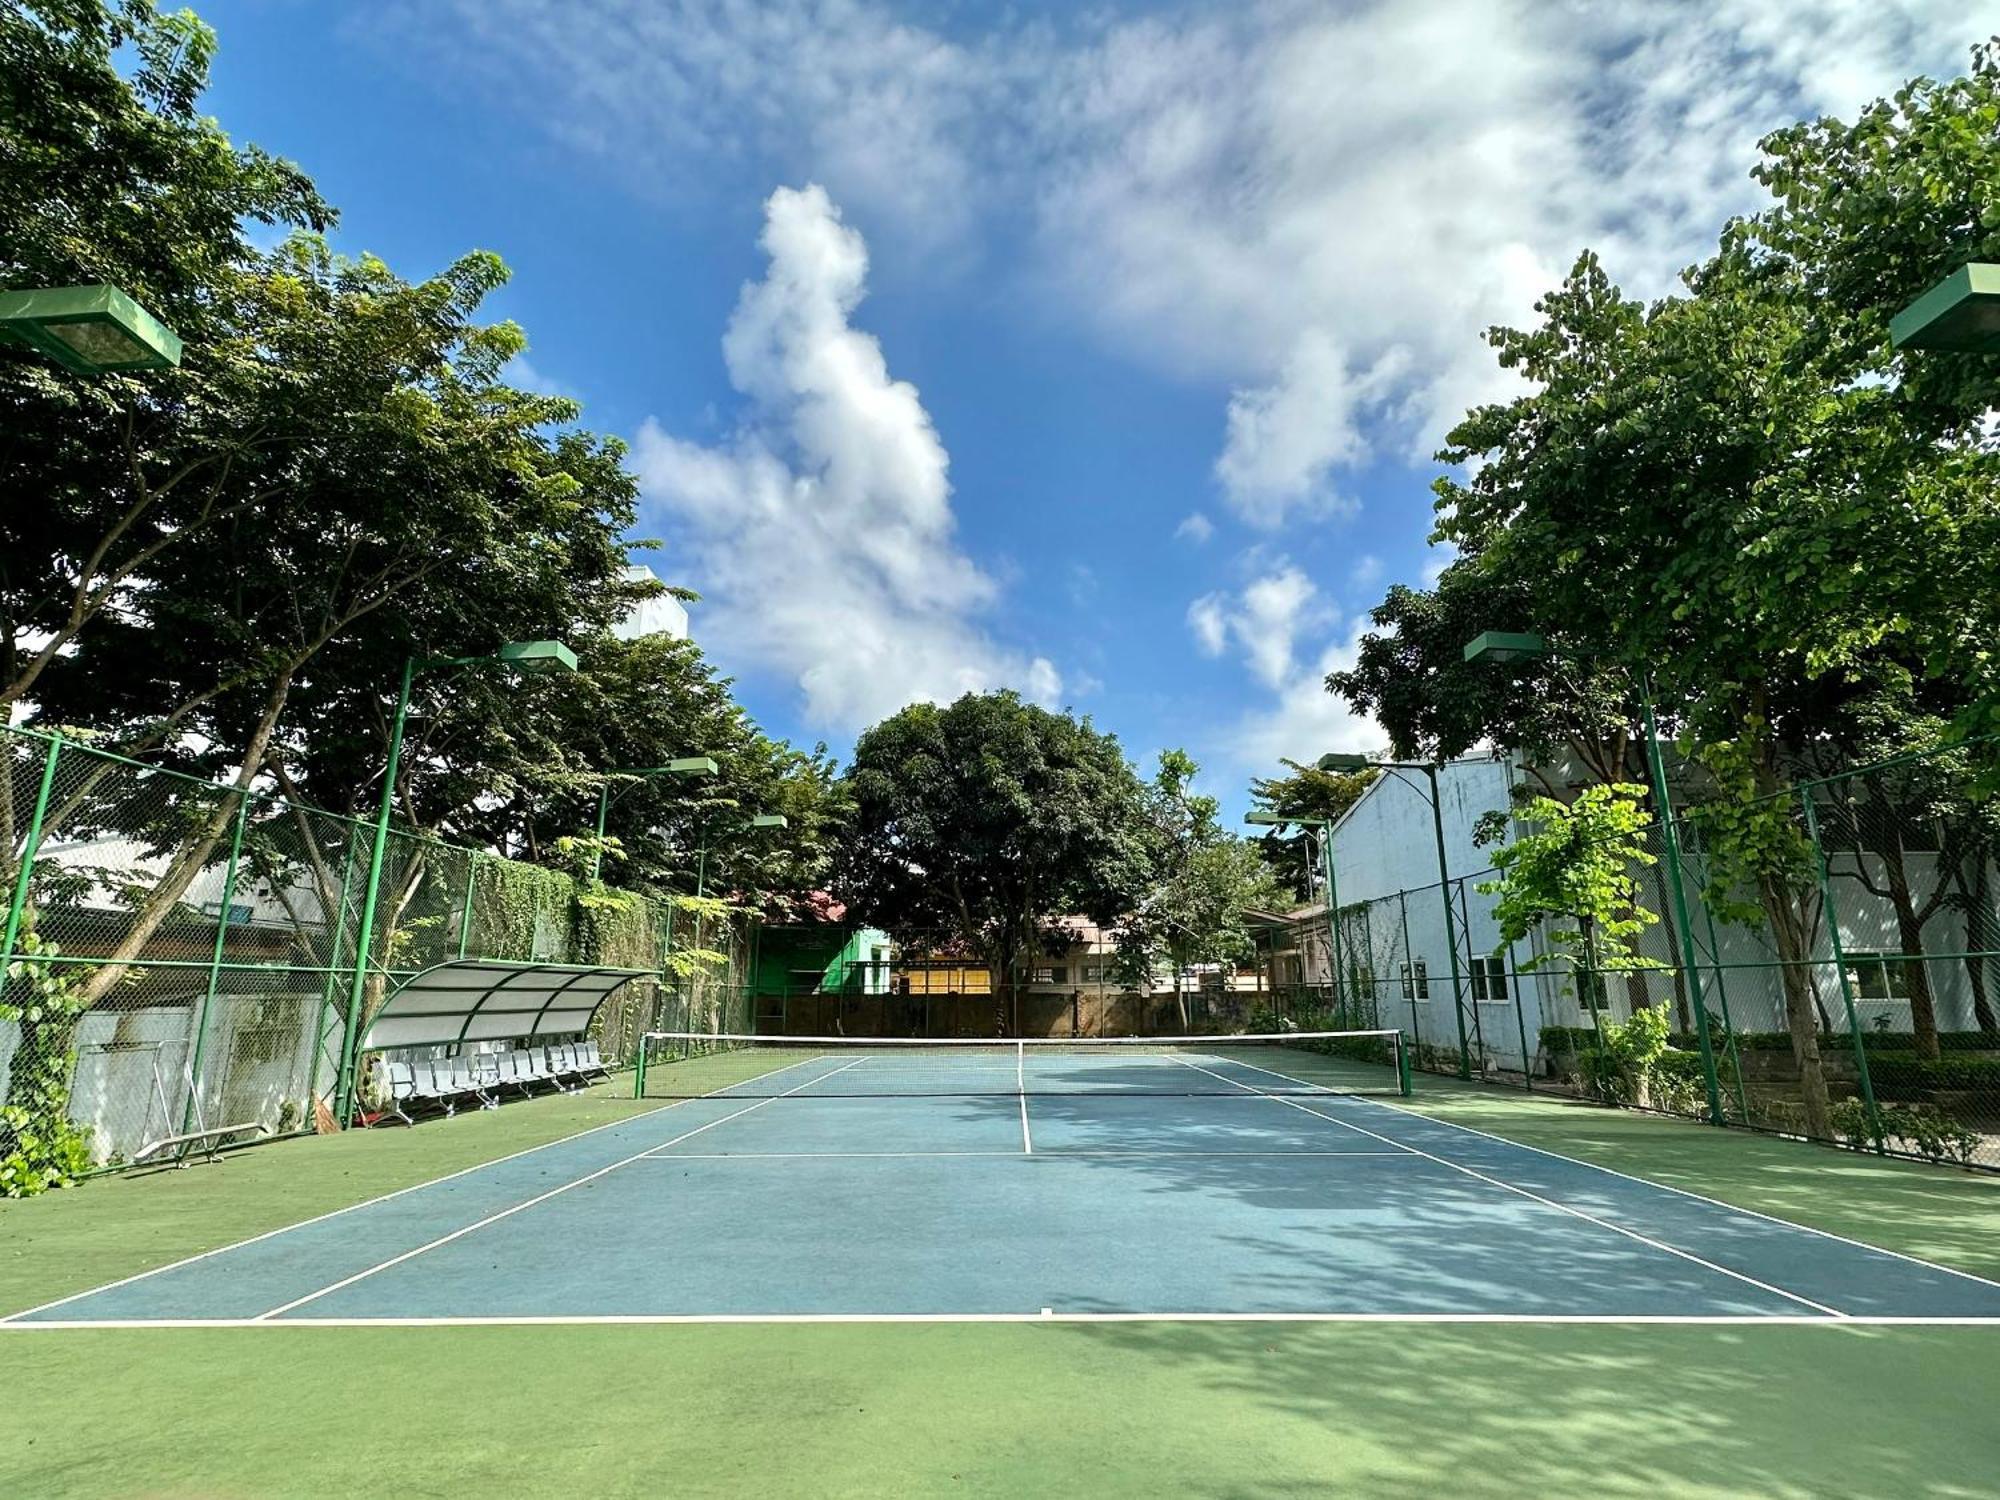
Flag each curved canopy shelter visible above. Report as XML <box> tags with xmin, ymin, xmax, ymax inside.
<box><xmin>359</xmin><ymin>959</ymin><xmax>655</xmax><ymax>1052</ymax></box>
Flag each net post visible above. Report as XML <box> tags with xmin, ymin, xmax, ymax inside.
<box><xmin>1397</xmin><ymin>1031</ymin><xmax>1413</xmax><ymax>1097</ymax></box>
<box><xmin>634</xmin><ymin>1033</ymin><xmax>648</xmax><ymax>1099</ymax></box>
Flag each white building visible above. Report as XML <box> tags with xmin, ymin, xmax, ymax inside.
<box><xmin>615</xmin><ymin>564</ymin><xmax>690</xmax><ymax>641</ymax></box>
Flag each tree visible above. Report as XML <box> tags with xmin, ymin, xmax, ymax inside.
<box><xmin>1246</xmin><ymin>757</ymin><xmax>1375</xmax><ymax>900</ymax></box>
<box><xmin>1</xmin><ymin>0</ymin><xmax>330</xmax><ymax>721</ymax></box>
<box><xmin>834</xmin><ymin>692</ymin><xmax>1155</xmax><ymax>1032</ymax></box>
<box><xmin>1479</xmin><ymin>784</ymin><xmax>1669</xmax><ymax>1100</ymax></box>
<box><xmin>1119</xmin><ymin>751</ymin><xmax>1288</xmax><ymax>1027</ymax></box>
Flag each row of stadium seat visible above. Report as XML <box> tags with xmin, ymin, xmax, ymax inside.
<box><xmin>368</xmin><ymin>1041</ymin><xmax>612</xmax><ymax>1125</ymax></box>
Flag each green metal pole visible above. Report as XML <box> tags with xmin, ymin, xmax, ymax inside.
<box><xmin>455</xmin><ymin>851</ymin><xmax>479</xmax><ymax>960</ymax></box>
<box><xmin>1423</xmin><ymin>765</ymin><xmax>1472</xmax><ymax>1080</ymax></box>
<box><xmin>335</xmin><ymin>654</ymin><xmax>418</xmax><ymax>1126</ymax></box>
<box><xmin>591</xmin><ymin>784</ymin><xmax>609</xmax><ymax>884</ymax></box>
<box><xmin>1397</xmin><ymin>889</ymin><xmax>1419</xmax><ymax>1062</ymax></box>
<box><xmin>1639</xmin><ymin>674</ymin><xmax>1726</xmax><ymax>1126</ymax></box>
<box><xmin>2</xmin><ymin>732</ymin><xmax>62</xmax><ymax>974</ymax></box>
<box><xmin>1457</xmin><ymin>878</ymin><xmax>1488</xmax><ymax>1073</ymax></box>
<box><xmin>1317</xmin><ymin>823</ymin><xmax>1345</xmax><ymax>1020</ymax></box>
<box><xmin>1802</xmin><ymin>788</ymin><xmax>1885</xmax><ymax>1152</ymax></box>
<box><xmin>1507</xmin><ymin>938</ymin><xmax>1533</xmax><ymax>1090</ymax></box>
<box><xmin>309</xmin><ymin>836</ymin><xmax>361</xmax><ymax>1106</ymax></box>
<box><xmin>1701</xmin><ymin>896</ymin><xmax>1751</xmax><ymax>1122</ymax></box>
<box><xmin>181</xmin><ymin>787</ymin><xmax>253</xmax><ymax>1136</ymax></box>
<box><xmin>1397</xmin><ymin>1031</ymin><xmax>1413</xmax><ymax>1097</ymax></box>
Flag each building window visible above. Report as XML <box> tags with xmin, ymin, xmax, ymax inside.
<box><xmin>1470</xmin><ymin>953</ymin><xmax>1510</xmax><ymax>1004</ymax></box>
<box><xmin>1399</xmin><ymin>960</ymin><xmax>1430</xmax><ymax>1001</ymax></box>
<box><xmin>1082</xmin><ymin>964</ymin><xmax>1100</xmax><ymax>984</ymax></box>
<box><xmin>1030</xmin><ymin>966</ymin><xmax>1057</xmax><ymax>984</ymax></box>
<box><xmin>1845</xmin><ymin>951</ymin><xmax>1914</xmax><ymax>1002</ymax></box>
<box><xmin>1577</xmin><ymin>968</ymin><xmax>1608</xmax><ymax>1012</ymax></box>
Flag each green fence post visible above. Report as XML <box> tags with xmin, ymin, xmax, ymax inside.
<box><xmin>1801</xmin><ymin>788</ymin><xmax>1885</xmax><ymax>1152</ymax></box>
<box><xmin>181</xmin><ymin>787</ymin><xmax>253</xmax><ymax>1137</ymax></box>
<box><xmin>1507</xmin><ymin>939</ymin><xmax>1533</xmax><ymax>1090</ymax></box>
<box><xmin>1639</xmin><ymin>676</ymin><xmax>1726</xmax><ymax>1125</ymax></box>
<box><xmin>1700</xmin><ymin>899</ymin><xmax>1751</xmax><ymax>1123</ymax></box>
<box><xmin>456</xmin><ymin>851</ymin><xmax>479</xmax><ymax>960</ymax></box>
<box><xmin>1457</xmin><ymin>879</ymin><xmax>1488</xmax><ymax>1076</ymax></box>
<box><xmin>309</xmin><ymin>835</ymin><xmax>361</xmax><ymax>1108</ymax></box>
<box><xmin>1397</xmin><ymin>890</ymin><xmax>1420</xmax><ymax>1065</ymax></box>
<box><xmin>1</xmin><ymin>732</ymin><xmax>62</xmax><ymax>977</ymax></box>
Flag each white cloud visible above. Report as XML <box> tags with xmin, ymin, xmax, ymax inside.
<box><xmin>1184</xmin><ymin>562</ymin><xmax>1333</xmax><ymax>691</ymax></box>
<box><xmin>1174</xmin><ymin>511</ymin><xmax>1214</xmax><ymax>544</ymax></box>
<box><xmin>384</xmin><ymin>0</ymin><xmax>1992</xmax><ymax>537</ymax></box>
<box><xmin>1187</xmin><ymin>594</ymin><xmax>1227</xmax><ymax>658</ymax></box>
<box><xmin>1348</xmin><ymin>554</ymin><xmax>1384</xmax><ymax>593</ymax></box>
<box><xmin>633</xmin><ymin>185</ymin><xmax>1059</xmax><ymax>730</ymax></box>
<box><xmin>1186</xmin><ymin>562</ymin><xmax>1381</xmax><ymax>772</ymax></box>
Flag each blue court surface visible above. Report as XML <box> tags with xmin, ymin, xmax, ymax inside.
<box><xmin>9</xmin><ymin>1046</ymin><xmax>2000</xmax><ymax>1329</ymax></box>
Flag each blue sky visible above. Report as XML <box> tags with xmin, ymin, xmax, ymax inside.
<box><xmin>192</xmin><ymin>0</ymin><xmax>1993</xmax><ymax>811</ymax></box>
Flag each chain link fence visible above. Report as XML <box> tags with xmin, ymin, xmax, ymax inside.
<box><xmin>1252</xmin><ymin>741</ymin><xmax>2000</xmax><ymax>1171</ymax></box>
<box><xmin>0</xmin><ymin>726</ymin><xmax>750</xmax><ymax>1187</ymax></box>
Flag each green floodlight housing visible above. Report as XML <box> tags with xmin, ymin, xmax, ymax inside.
<box><xmin>747</xmin><ymin>814</ymin><xmax>788</xmax><ymax>830</ymax></box>
<box><xmin>0</xmin><ymin>284</ymin><xmax>183</xmax><ymax>373</ymax></box>
<box><xmin>1317</xmin><ymin>753</ymin><xmax>1373</xmax><ymax>773</ymax></box>
<box><xmin>1244</xmin><ymin>811</ymin><xmax>1288</xmax><ymax>827</ymax></box>
<box><xmin>665</xmin><ymin>756</ymin><xmax>720</xmax><ymax>776</ymax></box>
<box><xmin>1463</xmin><ymin>630</ymin><xmax>1548</xmax><ymax>665</ymax></box>
<box><xmin>1890</xmin><ymin>263</ymin><xmax>2000</xmax><ymax>354</ymax></box>
<box><xmin>495</xmin><ymin>640</ymin><xmax>579</xmax><ymax>676</ymax></box>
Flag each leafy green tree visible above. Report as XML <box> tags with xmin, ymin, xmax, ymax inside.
<box><xmin>1246</xmin><ymin>757</ymin><xmax>1375</xmax><ymax>900</ymax></box>
<box><xmin>1118</xmin><ymin>751</ymin><xmax>1288</xmax><ymax>1026</ymax></box>
<box><xmin>834</xmin><ymin>692</ymin><xmax>1155</xmax><ymax>1030</ymax></box>
<box><xmin>1480</xmin><ymin>784</ymin><xmax>1666</xmax><ymax>1098</ymax></box>
<box><xmin>1</xmin><ymin>0</ymin><xmax>329</xmax><ymax>721</ymax></box>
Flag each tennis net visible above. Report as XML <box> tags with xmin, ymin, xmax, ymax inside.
<box><xmin>633</xmin><ymin>1030</ymin><xmax>1411</xmax><ymax>1099</ymax></box>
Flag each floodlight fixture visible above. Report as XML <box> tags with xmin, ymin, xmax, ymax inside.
<box><xmin>1317</xmin><ymin>753</ymin><xmax>1373</xmax><ymax>773</ymax></box>
<box><xmin>1244</xmin><ymin>811</ymin><xmax>1288</xmax><ymax>827</ymax></box>
<box><xmin>1463</xmin><ymin>630</ymin><xmax>1548</xmax><ymax>666</ymax></box>
<box><xmin>0</xmin><ymin>284</ymin><xmax>183</xmax><ymax>373</ymax></box>
<box><xmin>495</xmin><ymin>639</ymin><xmax>579</xmax><ymax>676</ymax></box>
<box><xmin>1890</xmin><ymin>263</ymin><xmax>2000</xmax><ymax>354</ymax></box>
<box><xmin>748</xmin><ymin>814</ymin><xmax>788</xmax><ymax>829</ymax></box>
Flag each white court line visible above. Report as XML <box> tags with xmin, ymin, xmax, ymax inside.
<box><xmin>0</xmin><ymin>1064</ymin><xmax>826</xmax><ymax>1327</ymax></box>
<box><xmin>628</xmin><ymin>1160</ymin><xmax>1408</xmax><ymax>1168</ymax></box>
<box><xmin>1168</xmin><ymin>1055</ymin><xmax>1846</xmax><ymax>1318</ymax></box>
<box><xmin>1216</xmin><ymin>1051</ymin><xmax>2000</xmax><ymax>1299</ymax></box>
<box><xmin>252</xmin><ymin>1058</ymin><xmax>870</xmax><ymax>1322</ymax></box>
<box><xmin>7</xmin><ymin>1311</ymin><xmax>1998</xmax><ymax>1331</ymax></box>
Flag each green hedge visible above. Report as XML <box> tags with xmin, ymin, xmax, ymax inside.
<box><xmin>1863</xmin><ymin>1053</ymin><xmax>2000</xmax><ymax>1092</ymax></box>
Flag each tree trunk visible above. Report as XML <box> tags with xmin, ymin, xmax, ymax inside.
<box><xmin>1763</xmin><ymin>874</ymin><xmax>1832</xmax><ymax>1140</ymax></box>
<box><xmin>75</xmin><ymin>674</ymin><xmax>293</xmax><ymax>1009</ymax></box>
<box><xmin>1879</xmin><ymin>844</ymin><xmax>1942</xmax><ymax>1060</ymax></box>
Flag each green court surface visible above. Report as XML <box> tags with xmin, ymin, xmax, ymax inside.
<box><xmin>5</xmin><ymin>1075</ymin><xmax>2000</xmax><ymax>1498</ymax></box>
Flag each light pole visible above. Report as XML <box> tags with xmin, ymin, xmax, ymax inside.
<box><xmin>1317</xmin><ymin>751</ymin><xmax>1473</xmax><ymax>1079</ymax></box>
<box><xmin>590</xmin><ymin>757</ymin><xmax>720</xmax><ymax>882</ymax></box>
<box><xmin>333</xmin><ymin>639</ymin><xmax>578</xmax><ymax>1123</ymax></box>
<box><xmin>1245</xmin><ymin>810</ymin><xmax>1346</xmax><ymax>1020</ymax></box>
<box><xmin>0</xmin><ymin>283</ymin><xmax>183</xmax><ymax>373</ymax></box>
<box><xmin>1461</xmin><ymin>629</ymin><xmax>1726</xmax><ymax>1124</ymax></box>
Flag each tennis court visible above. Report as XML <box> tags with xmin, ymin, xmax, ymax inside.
<box><xmin>9</xmin><ymin>1034</ymin><xmax>2000</xmax><ymax>1330</ymax></box>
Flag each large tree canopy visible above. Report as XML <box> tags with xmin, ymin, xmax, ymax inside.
<box><xmin>834</xmin><ymin>692</ymin><xmax>1156</xmax><ymax>1013</ymax></box>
